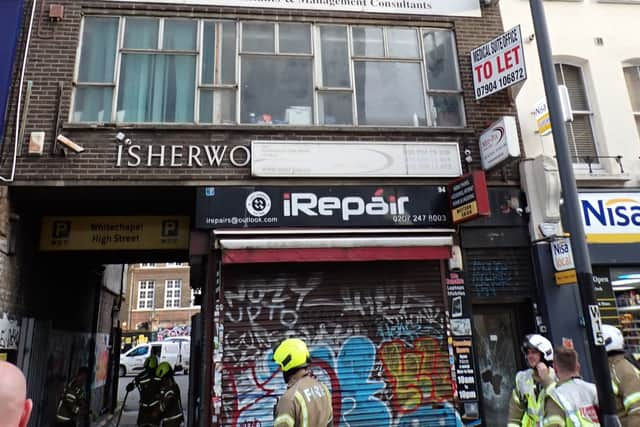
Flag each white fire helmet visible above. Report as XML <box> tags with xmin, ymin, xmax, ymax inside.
<box><xmin>602</xmin><ymin>324</ymin><xmax>625</xmax><ymax>353</ymax></box>
<box><xmin>522</xmin><ymin>334</ymin><xmax>554</xmax><ymax>363</ymax></box>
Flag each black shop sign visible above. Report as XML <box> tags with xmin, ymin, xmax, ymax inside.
<box><xmin>196</xmin><ymin>186</ymin><xmax>452</xmax><ymax>229</ymax></box>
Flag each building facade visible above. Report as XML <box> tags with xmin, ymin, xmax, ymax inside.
<box><xmin>2</xmin><ymin>0</ymin><xmax>538</xmax><ymax>425</ymax></box>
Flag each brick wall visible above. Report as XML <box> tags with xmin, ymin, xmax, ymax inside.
<box><xmin>0</xmin><ymin>187</ymin><xmax>19</xmax><ymax>315</ymax></box>
<box><xmin>1</xmin><ymin>0</ymin><xmax>519</xmax><ymax>186</ymax></box>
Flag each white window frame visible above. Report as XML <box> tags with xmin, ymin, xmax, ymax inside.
<box><xmin>138</xmin><ymin>280</ymin><xmax>155</xmax><ymax>309</ymax></box>
<box><xmin>165</xmin><ymin>279</ymin><xmax>182</xmax><ymax>308</ymax></box>
<box><xmin>623</xmin><ymin>65</ymin><xmax>640</xmax><ymax>141</ymax></box>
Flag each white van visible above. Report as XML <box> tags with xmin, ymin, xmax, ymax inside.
<box><xmin>163</xmin><ymin>336</ymin><xmax>191</xmax><ymax>375</ymax></box>
<box><xmin>119</xmin><ymin>341</ymin><xmax>181</xmax><ymax>377</ymax></box>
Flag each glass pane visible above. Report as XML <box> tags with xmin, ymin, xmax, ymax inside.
<box><xmin>200</xmin><ymin>89</ymin><xmax>236</xmax><ymax>124</ymax></box>
<box><xmin>163</xmin><ymin>19</ymin><xmax>197</xmax><ymax>50</ymax></box>
<box><xmin>567</xmin><ymin>114</ymin><xmax>597</xmax><ymax>161</ymax></box>
<box><xmin>387</xmin><ymin>28</ymin><xmax>419</xmax><ymax>58</ymax></box>
<box><xmin>117</xmin><ymin>54</ymin><xmax>196</xmax><ymax>122</ymax></box>
<box><xmin>242</xmin><ymin>22</ymin><xmax>274</xmax><ymax>53</ymax></box>
<box><xmin>72</xmin><ymin>87</ymin><xmax>113</xmax><ymax>122</ymax></box>
<box><xmin>221</xmin><ymin>22</ymin><xmax>237</xmax><ymax>84</ymax></box>
<box><xmin>202</xmin><ymin>22</ymin><xmax>216</xmax><ymax>85</ymax></box>
<box><xmin>79</xmin><ymin>17</ymin><xmax>118</xmax><ymax>83</ymax></box>
<box><xmin>423</xmin><ymin>30</ymin><xmax>459</xmax><ymax>90</ymax></box>
<box><xmin>241</xmin><ymin>57</ymin><xmax>313</xmax><ymax>124</ymax></box>
<box><xmin>557</xmin><ymin>64</ymin><xmax>589</xmax><ymax>111</ymax></box>
<box><xmin>623</xmin><ymin>67</ymin><xmax>640</xmax><ymax>112</ymax></box>
<box><xmin>319</xmin><ymin>26</ymin><xmax>350</xmax><ymax>88</ymax></box>
<box><xmin>124</xmin><ymin>18</ymin><xmax>158</xmax><ymax>49</ymax></box>
<box><xmin>319</xmin><ymin>92</ymin><xmax>353</xmax><ymax>125</ymax></box>
<box><xmin>279</xmin><ymin>23</ymin><xmax>311</xmax><ymax>54</ymax></box>
<box><xmin>355</xmin><ymin>62</ymin><xmax>425</xmax><ymax>126</ymax></box>
<box><xmin>430</xmin><ymin>94</ymin><xmax>464</xmax><ymax>127</ymax></box>
<box><xmin>352</xmin><ymin>27</ymin><xmax>384</xmax><ymax>57</ymax></box>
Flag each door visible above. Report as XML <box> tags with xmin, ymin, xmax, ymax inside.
<box><xmin>472</xmin><ymin>304</ymin><xmax>529</xmax><ymax>427</ymax></box>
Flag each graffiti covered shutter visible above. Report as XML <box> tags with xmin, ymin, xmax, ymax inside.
<box><xmin>220</xmin><ymin>261</ymin><xmax>458</xmax><ymax>427</ymax></box>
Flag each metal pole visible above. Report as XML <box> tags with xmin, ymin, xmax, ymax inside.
<box><xmin>528</xmin><ymin>1</ymin><xmax>620</xmax><ymax>425</ymax></box>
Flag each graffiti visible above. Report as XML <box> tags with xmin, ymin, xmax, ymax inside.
<box><xmin>377</xmin><ymin>309</ymin><xmax>443</xmax><ymax>343</ymax></box>
<box><xmin>157</xmin><ymin>325</ymin><xmax>191</xmax><ymax>340</ymax></box>
<box><xmin>0</xmin><ymin>312</ymin><xmax>20</xmax><ymax>350</ymax></box>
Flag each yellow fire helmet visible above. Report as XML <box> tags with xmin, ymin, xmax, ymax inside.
<box><xmin>273</xmin><ymin>338</ymin><xmax>311</xmax><ymax>373</ymax></box>
<box><xmin>156</xmin><ymin>361</ymin><xmax>173</xmax><ymax>378</ymax></box>
<box><xmin>144</xmin><ymin>354</ymin><xmax>158</xmax><ymax>371</ymax></box>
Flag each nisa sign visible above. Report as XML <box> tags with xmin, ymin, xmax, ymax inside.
<box><xmin>579</xmin><ymin>193</ymin><xmax>640</xmax><ymax>243</ymax></box>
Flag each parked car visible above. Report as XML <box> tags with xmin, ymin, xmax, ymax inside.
<box><xmin>163</xmin><ymin>336</ymin><xmax>191</xmax><ymax>374</ymax></box>
<box><xmin>119</xmin><ymin>341</ymin><xmax>182</xmax><ymax>377</ymax></box>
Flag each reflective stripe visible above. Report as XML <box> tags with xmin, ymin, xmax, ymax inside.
<box><xmin>56</xmin><ymin>415</ymin><xmax>72</xmax><ymax>421</ymax></box>
<box><xmin>164</xmin><ymin>413</ymin><xmax>184</xmax><ymax>421</ymax></box>
<box><xmin>508</xmin><ymin>423</ymin><xmax>520</xmax><ymax>427</ymax></box>
<box><xmin>512</xmin><ymin>389</ymin><xmax>521</xmax><ymax>406</ymax></box>
<box><xmin>629</xmin><ymin>406</ymin><xmax>640</xmax><ymax>414</ymax></box>
<box><xmin>274</xmin><ymin>414</ymin><xmax>295</xmax><ymax>427</ymax></box>
<box><xmin>295</xmin><ymin>391</ymin><xmax>309</xmax><ymax>427</ymax></box>
<box><xmin>543</xmin><ymin>415</ymin><xmax>565</xmax><ymax>426</ymax></box>
<box><xmin>623</xmin><ymin>391</ymin><xmax>640</xmax><ymax>410</ymax></box>
<box><xmin>611</xmin><ymin>381</ymin><xmax>619</xmax><ymax>396</ymax></box>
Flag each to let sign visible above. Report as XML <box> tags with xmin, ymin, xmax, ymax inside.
<box><xmin>471</xmin><ymin>26</ymin><xmax>526</xmax><ymax>100</ymax></box>
<box><xmin>449</xmin><ymin>171</ymin><xmax>490</xmax><ymax>224</ymax></box>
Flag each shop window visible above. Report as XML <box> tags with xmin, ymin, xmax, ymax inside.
<box><xmin>72</xmin><ymin>18</ymin><xmax>464</xmax><ymax>127</ymax></box>
<box><xmin>554</xmin><ymin>63</ymin><xmax>598</xmax><ymax>163</ymax></box>
<box><xmin>165</xmin><ymin>279</ymin><xmax>182</xmax><ymax>308</ymax></box>
<box><xmin>138</xmin><ymin>280</ymin><xmax>155</xmax><ymax>309</ymax></box>
<box><xmin>623</xmin><ymin>65</ymin><xmax>640</xmax><ymax>140</ymax></box>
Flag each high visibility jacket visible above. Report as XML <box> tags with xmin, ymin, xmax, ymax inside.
<box><xmin>543</xmin><ymin>378</ymin><xmax>600</xmax><ymax>427</ymax></box>
<box><xmin>158</xmin><ymin>377</ymin><xmax>184</xmax><ymax>427</ymax></box>
<box><xmin>55</xmin><ymin>378</ymin><xmax>86</xmax><ymax>423</ymax></box>
<box><xmin>274</xmin><ymin>374</ymin><xmax>333</xmax><ymax>427</ymax></box>
<box><xmin>609</xmin><ymin>353</ymin><xmax>640</xmax><ymax>427</ymax></box>
<box><xmin>508</xmin><ymin>368</ymin><xmax>557</xmax><ymax>427</ymax></box>
<box><xmin>134</xmin><ymin>369</ymin><xmax>163</xmax><ymax>427</ymax></box>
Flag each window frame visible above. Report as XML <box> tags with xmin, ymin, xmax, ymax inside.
<box><xmin>137</xmin><ymin>280</ymin><xmax>155</xmax><ymax>309</ymax></box>
<box><xmin>164</xmin><ymin>279</ymin><xmax>182</xmax><ymax>308</ymax></box>
<box><xmin>71</xmin><ymin>17</ymin><xmax>466</xmax><ymax>128</ymax></box>
<box><xmin>623</xmin><ymin>65</ymin><xmax>640</xmax><ymax>141</ymax></box>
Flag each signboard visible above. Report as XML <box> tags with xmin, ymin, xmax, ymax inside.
<box><xmin>40</xmin><ymin>216</ymin><xmax>190</xmax><ymax>251</ymax></box>
<box><xmin>103</xmin><ymin>0</ymin><xmax>482</xmax><ymax>17</ymax></box>
<box><xmin>449</xmin><ymin>171</ymin><xmax>490</xmax><ymax>224</ymax></box>
<box><xmin>555</xmin><ymin>269</ymin><xmax>577</xmax><ymax>286</ymax></box>
<box><xmin>579</xmin><ymin>193</ymin><xmax>640</xmax><ymax>243</ymax></box>
<box><xmin>252</xmin><ymin>141</ymin><xmax>462</xmax><ymax>178</ymax></box>
<box><xmin>588</xmin><ymin>304</ymin><xmax>605</xmax><ymax>346</ymax></box>
<box><xmin>478</xmin><ymin>116</ymin><xmax>521</xmax><ymax>170</ymax></box>
<box><xmin>593</xmin><ymin>268</ymin><xmax>620</xmax><ymax>327</ymax></box>
<box><xmin>550</xmin><ymin>238</ymin><xmax>575</xmax><ymax>272</ymax></box>
<box><xmin>534</xmin><ymin>86</ymin><xmax>573</xmax><ymax>136</ymax></box>
<box><xmin>471</xmin><ymin>26</ymin><xmax>526</xmax><ymax>100</ymax></box>
<box><xmin>196</xmin><ymin>186</ymin><xmax>451</xmax><ymax>229</ymax></box>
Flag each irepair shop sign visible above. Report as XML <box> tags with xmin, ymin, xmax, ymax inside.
<box><xmin>580</xmin><ymin>193</ymin><xmax>640</xmax><ymax>243</ymax></box>
<box><xmin>102</xmin><ymin>0</ymin><xmax>481</xmax><ymax>17</ymax></box>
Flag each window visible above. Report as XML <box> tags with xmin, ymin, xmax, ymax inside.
<box><xmin>191</xmin><ymin>289</ymin><xmax>201</xmax><ymax>307</ymax></box>
<box><xmin>623</xmin><ymin>66</ymin><xmax>640</xmax><ymax>140</ymax></box>
<box><xmin>73</xmin><ymin>18</ymin><xmax>464</xmax><ymax>127</ymax></box>
<box><xmin>138</xmin><ymin>280</ymin><xmax>155</xmax><ymax>309</ymax></box>
<box><xmin>165</xmin><ymin>279</ymin><xmax>182</xmax><ymax>308</ymax></box>
<box><xmin>140</xmin><ymin>263</ymin><xmax>155</xmax><ymax>268</ymax></box>
<box><xmin>128</xmin><ymin>345</ymin><xmax>149</xmax><ymax>357</ymax></box>
<box><xmin>554</xmin><ymin>63</ymin><xmax>598</xmax><ymax>163</ymax></box>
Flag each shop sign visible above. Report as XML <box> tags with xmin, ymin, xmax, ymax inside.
<box><xmin>196</xmin><ymin>185</ymin><xmax>451</xmax><ymax>229</ymax></box>
<box><xmin>554</xmin><ymin>269</ymin><xmax>577</xmax><ymax>286</ymax></box>
<box><xmin>478</xmin><ymin>116</ymin><xmax>520</xmax><ymax>171</ymax></box>
<box><xmin>449</xmin><ymin>171</ymin><xmax>490</xmax><ymax>224</ymax></box>
<box><xmin>452</xmin><ymin>339</ymin><xmax>478</xmax><ymax>401</ymax></box>
<box><xmin>592</xmin><ymin>269</ymin><xmax>620</xmax><ymax>327</ymax></box>
<box><xmin>40</xmin><ymin>216</ymin><xmax>190</xmax><ymax>251</ymax></box>
<box><xmin>579</xmin><ymin>193</ymin><xmax>640</xmax><ymax>243</ymax></box>
<box><xmin>252</xmin><ymin>141</ymin><xmax>462</xmax><ymax>178</ymax></box>
<box><xmin>533</xmin><ymin>86</ymin><xmax>573</xmax><ymax>136</ymax></box>
<box><xmin>116</xmin><ymin>143</ymin><xmax>250</xmax><ymax>168</ymax></box>
<box><xmin>550</xmin><ymin>238</ymin><xmax>575</xmax><ymax>272</ymax></box>
<box><xmin>103</xmin><ymin>0</ymin><xmax>482</xmax><ymax>17</ymax></box>
<box><xmin>471</xmin><ymin>26</ymin><xmax>526</xmax><ymax>100</ymax></box>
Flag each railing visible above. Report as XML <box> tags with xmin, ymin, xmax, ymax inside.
<box><xmin>560</xmin><ymin>156</ymin><xmax>625</xmax><ymax>174</ymax></box>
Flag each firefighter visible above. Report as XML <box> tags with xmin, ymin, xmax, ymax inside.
<box><xmin>272</xmin><ymin>338</ymin><xmax>333</xmax><ymax>427</ymax></box>
<box><xmin>602</xmin><ymin>324</ymin><xmax>640</xmax><ymax>426</ymax></box>
<box><xmin>55</xmin><ymin>367</ymin><xmax>89</xmax><ymax>427</ymax></box>
<box><xmin>542</xmin><ymin>346</ymin><xmax>600</xmax><ymax>426</ymax></box>
<box><xmin>156</xmin><ymin>362</ymin><xmax>184</xmax><ymax>426</ymax></box>
<box><xmin>126</xmin><ymin>355</ymin><xmax>162</xmax><ymax>427</ymax></box>
<box><xmin>508</xmin><ymin>334</ymin><xmax>557</xmax><ymax>427</ymax></box>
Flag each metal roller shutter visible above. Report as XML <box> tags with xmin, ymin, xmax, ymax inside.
<box><xmin>465</xmin><ymin>248</ymin><xmax>533</xmax><ymax>299</ymax></box>
<box><xmin>219</xmin><ymin>261</ymin><xmax>457</xmax><ymax>426</ymax></box>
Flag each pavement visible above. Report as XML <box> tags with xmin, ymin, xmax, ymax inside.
<box><xmin>92</xmin><ymin>373</ymin><xmax>189</xmax><ymax>427</ymax></box>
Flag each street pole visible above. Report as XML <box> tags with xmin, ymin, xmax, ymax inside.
<box><xmin>528</xmin><ymin>1</ymin><xmax>621</xmax><ymax>425</ymax></box>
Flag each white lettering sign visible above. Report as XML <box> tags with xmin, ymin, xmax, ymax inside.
<box><xmin>579</xmin><ymin>193</ymin><xmax>640</xmax><ymax>243</ymax></box>
<box><xmin>588</xmin><ymin>305</ymin><xmax>605</xmax><ymax>346</ymax></box>
<box><xmin>102</xmin><ymin>0</ymin><xmax>481</xmax><ymax>17</ymax></box>
<box><xmin>116</xmin><ymin>144</ymin><xmax>250</xmax><ymax>168</ymax></box>
<box><xmin>478</xmin><ymin>116</ymin><xmax>520</xmax><ymax>170</ymax></box>
<box><xmin>550</xmin><ymin>238</ymin><xmax>575</xmax><ymax>272</ymax></box>
<box><xmin>471</xmin><ymin>26</ymin><xmax>526</xmax><ymax>100</ymax></box>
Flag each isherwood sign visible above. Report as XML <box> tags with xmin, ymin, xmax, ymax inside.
<box><xmin>103</xmin><ymin>0</ymin><xmax>481</xmax><ymax>17</ymax></box>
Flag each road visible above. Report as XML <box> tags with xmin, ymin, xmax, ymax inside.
<box><xmin>114</xmin><ymin>372</ymin><xmax>189</xmax><ymax>426</ymax></box>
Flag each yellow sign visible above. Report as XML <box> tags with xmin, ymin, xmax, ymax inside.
<box><xmin>586</xmin><ymin>233</ymin><xmax>640</xmax><ymax>243</ymax></box>
<box><xmin>40</xmin><ymin>216</ymin><xmax>190</xmax><ymax>251</ymax></box>
<box><xmin>555</xmin><ymin>269</ymin><xmax>577</xmax><ymax>285</ymax></box>
<box><xmin>0</xmin><ymin>353</ymin><xmax>6</xmax><ymax>361</ymax></box>
<box><xmin>452</xmin><ymin>201</ymin><xmax>478</xmax><ymax>223</ymax></box>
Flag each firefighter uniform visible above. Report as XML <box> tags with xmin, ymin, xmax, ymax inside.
<box><xmin>508</xmin><ymin>367</ymin><xmax>556</xmax><ymax>427</ymax></box>
<box><xmin>609</xmin><ymin>353</ymin><xmax>640</xmax><ymax>427</ymax></box>
<box><xmin>156</xmin><ymin>362</ymin><xmax>184</xmax><ymax>426</ymax></box>
<box><xmin>132</xmin><ymin>368</ymin><xmax>163</xmax><ymax>426</ymax></box>
<box><xmin>542</xmin><ymin>378</ymin><xmax>600</xmax><ymax>427</ymax></box>
<box><xmin>55</xmin><ymin>378</ymin><xmax>87</xmax><ymax>426</ymax></box>
<box><xmin>274</xmin><ymin>374</ymin><xmax>333</xmax><ymax>427</ymax></box>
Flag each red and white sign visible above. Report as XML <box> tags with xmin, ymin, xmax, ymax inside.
<box><xmin>471</xmin><ymin>26</ymin><xmax>526</xmax><ymax>100</ymax></box>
